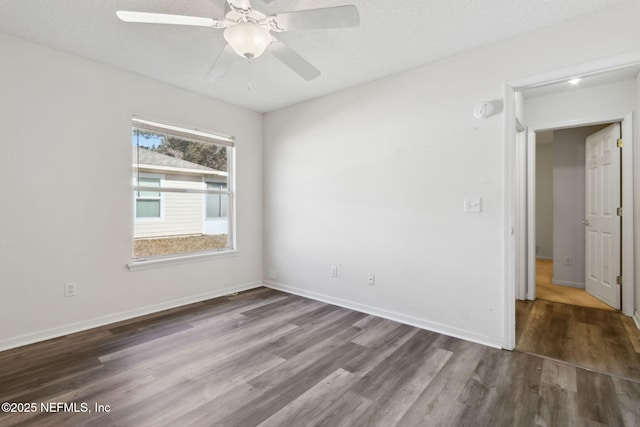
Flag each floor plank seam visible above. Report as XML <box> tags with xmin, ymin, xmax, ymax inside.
<box><xmin>514</xmin><ymin>348</ymin><xmax>640</xmax><ymax>385</ymax></box>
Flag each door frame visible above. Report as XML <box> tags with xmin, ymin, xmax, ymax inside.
<box><xmin>503</xmin><ymin>51</ymin><xmax>640</xmax><ymax>350</ymax></box>
<box><xmin>531</xmin><ymin>121</ymin><xmax>628</xmax><ymax>305</ymax></box>
<box><xmin>515</xmin><ymin>129</ymin><xmax>528</xmax><ymax>300</ymax></box>
<box><xmin>526</xmin><ymin>129</ymin><xmax>537</xmax><ymax>301</ymax></box>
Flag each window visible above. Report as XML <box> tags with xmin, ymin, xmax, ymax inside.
<box><xmin>135</xmin><ymin>176</ymin><xmax>162</xmax><ymax>219</ymax></box>
<box><xmin>206</xmin><ymin>182</ymin><xmax>228</xmax><ymax>219</ymax></box>
<box><xmin>131</xmin><ymin>118</ymin><xmax>234</xmax><ymax>260</ymax></box>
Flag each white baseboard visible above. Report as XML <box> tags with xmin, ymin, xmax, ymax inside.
<box><xmin>551</xmin><ymin>279</ymin><xmax>585</xmax><ymax>289</ymax></box>
<box><xmin>0</xmin><ymin>281</ymin><xmax>263</xmax><ymax>352</ymax></box>
<box><xmin>633</xmin><ymin>311</ymin><xmax>640</xmax><ymax>330</ymax></box>
<box><xmin>536</xmin><ymin>256</ymin><xmax>553</xmax><ymax>260</ymax></box>
<box><xmin>264</xmin><ymin>281</ymin><xmax>502</xmax><ymax>349</ymax></box>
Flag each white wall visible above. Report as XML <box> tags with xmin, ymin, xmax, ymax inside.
<box><xmin>264</xmin><ymin>1</ymin><xmax>640</xmax><ymax>347</ymax></box>
<box><xmin>524</xmin><ymin>80</ymin><xmax>637</xmax><ymax>130</ymax></box>
<box><xmin>535</xmin><ymin>141</ymin><xmax>553</xmax><ymax>259</ymax></box>
<box><xmin>0</xmin><ymin>34</ymin><xmax>263</xmax><ymax>350</ymax></box>
<box><xmin>551</xmin><ymin>126</ymin><xmax>607</xmax><ymax>287</ymax></box>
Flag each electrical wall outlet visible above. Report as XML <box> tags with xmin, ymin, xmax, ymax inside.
<box><xmin>64</xmin><ymin>282</ymin><xmax>76</xmax><ymax>297</ymax></box>
<box><xmin>367</xmin><ymin>273</ymin><xmax>375</xmax><ymax>286</ymax></box>
<box><xmin>331</xmin><ymin>266</ymin><xmax>338</xmax><ymax>278</ymax></box>
<box><xmin>564</xmin><ymin>257</ymin><xmax>572</xmax><ymax>265</ymax></box>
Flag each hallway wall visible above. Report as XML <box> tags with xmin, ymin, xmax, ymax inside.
<box><xmin>535</xmin><ymin>138</ymin><xmax>554</xmax><ymax>259</ymax></box>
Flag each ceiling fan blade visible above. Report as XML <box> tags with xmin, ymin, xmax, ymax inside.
<box><xmin>226</xmin><ymin>0</ymin><xmax>252</xmax><ymax>14</ymax></box>
<box><xmin>270</xmin><ymin>37</ymin><xmax>320</xmax><ymax>81</ymax></box>
<box><xmin>206</xmin><ymin>44</ymin><xmax>237</xmax><ymax>82</ymax></box>
<box><xmin>270</xmin><ymin>5</ymin><xmax>359</xmax><ymax>32</ymax></box>
<box><xmin>116</xmin><ymin>11</ymin><xmax>223</xmax><ymax>28</ymax></box>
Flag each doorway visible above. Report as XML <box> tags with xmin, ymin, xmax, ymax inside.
<box><xmin>515</xmin><ymin>119</ymin><xmax>640</xmax><ymax>380</ymax></box>
<box><xmin>516</xmin><ymin>116</ymin><xmax>633</xmax><ymax>315</ymax></box>
<box><xmin>503</xmin><ymin>55</ymin><xmax>640</xmax><ymax>353</ymax></box>
<box><xmin>532</xmin><ymin>123</ymin><xmax>621</xmax><ymax>310</ymax></box>
<box><xmin>505</xmin><ymin>57</ymin><xmax>640</xmax><ymax>380</ymax></box>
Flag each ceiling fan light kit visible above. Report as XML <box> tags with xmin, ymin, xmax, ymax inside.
<box><xmin>116</xmin><ymin>0</ymin><xmax>360</xmax><ymax>81</ymax></box>
<box><xmin>223</xmin><ymin>22</ymin><xmax>271</xmax><ymax>59</ymax></box>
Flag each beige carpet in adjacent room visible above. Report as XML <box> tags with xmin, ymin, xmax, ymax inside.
<box><xmin>535</xmin><ymin>259</ymin><xmax>616</xmax><ymax>312</ymax></box>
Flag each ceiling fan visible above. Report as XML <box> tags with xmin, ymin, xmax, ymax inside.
<box><xmin>116</xmin><ymin>0</ymin><xmax>360</xmax><ymax>81</ymax></box>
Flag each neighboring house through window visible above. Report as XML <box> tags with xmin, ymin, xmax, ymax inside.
<box><xmin>131</xmin><ymin>118</ymin><xmax>235</xmax><ymax>260</ymax></box>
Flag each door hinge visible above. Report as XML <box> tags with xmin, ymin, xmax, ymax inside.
<box><xmin>616</xmin><ymin>276</ymin><xmax>622</xmax><ymax>285</ymax></box>
<box><xmin>617</xmin><ymin>207</ymin><xmax>623</xmax><ymax>216</ymax></box>
<box><xmin>617</xmin><ymin>138</ymin><xmax>623</xmax><ymax>148</ymax></box>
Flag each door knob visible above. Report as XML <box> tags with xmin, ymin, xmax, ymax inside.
<box><xmin>582</xmin><ymin>219</ymin><xmax>590</xmax><ymax>226</ymax></box>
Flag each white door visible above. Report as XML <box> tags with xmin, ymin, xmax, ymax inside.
<box><xmin>585</xmin><ymin>123</ymin><xmax>621</xmax><ymax>309</ymax></box>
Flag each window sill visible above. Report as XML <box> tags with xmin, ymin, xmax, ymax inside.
<box><xmin>127</xmin><ymin>249</ymin><xmax>239</xmax><ymax>271</ymax></box>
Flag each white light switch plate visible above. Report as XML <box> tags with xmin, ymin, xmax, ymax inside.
<box><xmin>464</xmin><ymin>198</ymin><xmax>482</xmax><ymax>213</ymax></box>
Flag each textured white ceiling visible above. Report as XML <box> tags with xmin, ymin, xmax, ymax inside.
<box><xmin>0</xmin><ymin>0</ymin><xmax>628</xmax><ymax>112</ymax></box>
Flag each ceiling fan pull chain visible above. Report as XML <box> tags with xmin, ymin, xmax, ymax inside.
<box><xmin>247</xmin><ymin>59</ymin><xmax>252</xmax><ymax>91</ymax></box>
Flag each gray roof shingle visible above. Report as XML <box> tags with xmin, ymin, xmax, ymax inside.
<box><xmin>133</xmin><ymin>147</ymin><xmax>220</xmax><ymax>173</ymax></box>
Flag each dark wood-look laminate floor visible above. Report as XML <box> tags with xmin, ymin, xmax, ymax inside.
<box><xmin>1</xmin><ymin>288</ymin><xmax>639</xmax><ymax>427</ymax></box>
<box><xmin>517</xmin><ymin>299</ymin><xmax>640</xmax><ymax>383</ymax></box>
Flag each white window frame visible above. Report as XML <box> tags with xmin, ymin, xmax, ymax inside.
<box><xmin>134</xmin><ymin>173</ymin><xmax>165</xmax><ymax>222</ymax></box>
<box><xmin>129</xmin><ymin>117</ymin><xmax>236</xmax><ymax>271</ymax></box>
